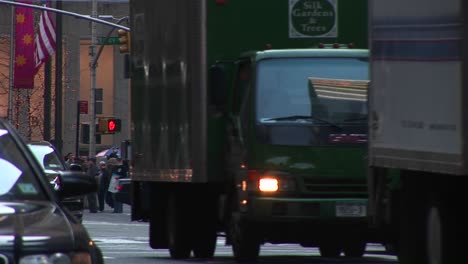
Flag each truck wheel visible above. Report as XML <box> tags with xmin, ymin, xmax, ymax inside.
<box><xmin>426</xmin><ymin>200</ymin><xmax>443</xmax><ymax>264</ymax></box>
<box><xmin>384</xmin><ymin>243</ymin><xmax>397</xmax><ymax>254</ymax></box>
<box><xmin>167</xmin><ymin>196</ymin><xmax>191</xmax><ymax>259</ymax></box>
<box><xmin>426</xmin><ymin>188</ymin><xmax>467</xmax><ymax>264</ymax></box>
<box><xmin>319</xmin><ymin>242</ymin><xmax>341</xmax><ymax>258</ymax></box>
<box><xmin>192</xmin><ymin>223</ymin><xmax>217</xmax><ymax>258</ymax></box>
<box><xmin>342</xmin><ymin>241</ymin><xmax>366</xmax><ymax>258</ymax></box>
<box><xmin>397</xmin><ymin>173</ymin><xmax>427</xmax><ymax>264</ymax></box>
<box><xmin>229</xmin><ymin>212</ymin><xmax>260</xmax><ymax>262</ymax></box>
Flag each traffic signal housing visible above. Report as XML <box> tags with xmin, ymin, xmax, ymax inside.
<box><xmin>81</xmin><ymin>123</ymin><xmax>101</xmax><ymax>144</ymax></box>
<box><xmin>117</xmin><ymin>29</ymin><xmax>130</xmax><ymax>54</ymax></box>
<box><xmin>98</xmin><ymin>118</ymin><xmax>121</xmax><ymax>134</ymax></box>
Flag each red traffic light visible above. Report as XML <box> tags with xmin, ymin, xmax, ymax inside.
<box><xmin>108</xmin><ymin>120</ymin><xmax>116</xmax><ymax>131</ymax></box>
<box><xmin>107</xmin><ymin>118</ymin><xmax>121</xmax><ymax>132</ymax></box>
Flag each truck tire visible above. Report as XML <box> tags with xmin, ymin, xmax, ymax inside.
<box><xmin>192</xmin><ymin>227</ymin><xmax>217</xmax><ymax>258</ymax></box>
<box><xmin>319</xmin><ymin>242</ymin><xmax>341</xmax><ymax>258</ymax></box>
<box><xmin>192</xmin><ymin>217</ymin><xmax>217</xmax><ymax>258</ymax></box>
<box><xmin>397</xmin><ymin>173</ymin><xmax>427</xmax><ymax>264</ymax></box>
<box><xmin>167</xmin><ymin>195</ymin><xmax>191</xmax><ymax>259</ymax></box>
<box><xmin>342</xmin><ymin>241</ymin><xmax>366</xmax><ymax>258</ymax></box>
<box><xmin>229</xmin><ymin>212</ymin><xmax>260</xmax><ymax>262</ymax></box>
<box><xmin>426</xmin><ymin>197</ymin><xmax>445</xmax><ymax>264</ymax></box>
<box><xmin>426</xmin><ymin>184</ymin><xmax>467</xmax><ymax>264</ymax></box>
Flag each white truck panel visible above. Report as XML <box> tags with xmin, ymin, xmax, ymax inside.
<box><xmin>369</xmin><ymin>0</ymin><xmax>465</xmax><ymax>173</ymax></box>
<box><xmin>371</xmin><ymin>61</ymin><xmax>461</xmax><ymax>154</ymax></box>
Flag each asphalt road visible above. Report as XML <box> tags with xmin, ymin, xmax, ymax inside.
<box><xmin>82</xmin><ymin>204</ymin><xmax>399</xmax><ymax>264</ymax></box>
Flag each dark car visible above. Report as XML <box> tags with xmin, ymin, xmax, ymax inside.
<box><xmin>114</xmin><ymin>177</ymin><xmax>131</xmax><ymax>205</ymax></box>
<box><xmin>0</xmin><ymin>119</ymin><xmax>103</xmax><ymax>263</ymax></box>
<box><xmin>27</xmin><ymin>141</ymin><xmax>85</xmax><ymax>223</ymax></box>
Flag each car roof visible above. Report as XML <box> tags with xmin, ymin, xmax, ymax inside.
<box><xmin>28</xmin><ymin>140</ymin><xmax>55</xmax><ymax>146</ymax></box>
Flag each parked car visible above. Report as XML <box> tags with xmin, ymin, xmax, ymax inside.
<box><xmin>27</xmin><ymin>141</ymin><xmax>85</xmax><ymax>223</ymax></box>
<box><xmin>0</xmin><ymin>118</ymin><xmax>103</xmax><ymax>263</ymax></box>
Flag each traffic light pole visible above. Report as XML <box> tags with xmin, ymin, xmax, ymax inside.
<box><xmin>89</xmin><ymin>16</ymin><xmax>129</xmax><ymax>157</ymax></box>
<box><xmin>88</xmin><ymin>0</ymin><xmax>98</xmax><ymax>158</ymax></box>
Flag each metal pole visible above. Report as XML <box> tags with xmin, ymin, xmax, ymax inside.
<box><xmin>75</xmin><ymin>102</ymin><xmax>80</xmax><ymax>157</ymax></box>
<box><xmin>54</xmin><ymin>0</ymin><xmax>63</xmax><ymax>152</ymax></box>
<box><xmin>88</xmin><ymin>0</ymin><xmax>98</xmax><ymax>158</ymax></box>
<box><xmin>8</xmin><ymin>5</ymin><xmax>14</xmax><ymax>123</ymax></box>
<box><xmin>44</xmin><ymin>60</ymin><xmax>51</xmax><ymax>141</ymax></box>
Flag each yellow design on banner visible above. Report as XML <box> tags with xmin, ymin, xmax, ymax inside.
<box><xmin>23</xmin><ymin>34</ymin><xmax>33</xmax><ymax>45</ymax></box>
<box><xmin>16</xmin><ymin>55</ymin><xmax>27</xmax><ymax>66</ymax></box>
<box><xmin>16</xmin><ymin>13</ymin><xmax>25</xmax><ymax>24</ymax></box>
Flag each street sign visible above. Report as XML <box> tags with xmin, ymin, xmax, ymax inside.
<box><xmin>78</xmin><ymin>100</ymin><xmax>88</xmax><ymax>114</ymax></box>
<box><xmin>97</xmin><ymin>37</ymin><xmax>120</xmax><ymax>45</ymax></box>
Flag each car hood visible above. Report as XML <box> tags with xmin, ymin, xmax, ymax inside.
<box><xmin>0</xmin><ymin>201</ymin><xmax>82</xmax><ymax>252</ymax></box>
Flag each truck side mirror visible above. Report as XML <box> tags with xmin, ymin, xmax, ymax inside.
<box><xmin>209</xmin><ymin>64</ymin><xmax>227</xmax><ymax>112</ymax></box>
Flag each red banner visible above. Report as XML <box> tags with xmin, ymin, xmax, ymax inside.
<box><xmin>14</xmin><ymin>0</ymin><xmax>35</xmax><ymax>89</ymax></box>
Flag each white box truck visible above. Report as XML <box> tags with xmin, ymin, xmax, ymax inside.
<box><xmin>368</xmin><ymin>1</ymin><xmax>468</xmax><ymax>264</ymax></box>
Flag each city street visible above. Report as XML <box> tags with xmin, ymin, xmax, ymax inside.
<box><xmin>82</xmin><ymin>205</ymin><xmax>398</xmax><ymax>264</ymax></box>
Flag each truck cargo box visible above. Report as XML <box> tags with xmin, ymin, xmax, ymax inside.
<box><xmin>369</xmin><ymin>0</ymin><xmax>466</xmax><ymax>175</ymax></box>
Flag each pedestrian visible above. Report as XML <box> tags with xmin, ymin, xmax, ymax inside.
<box><xmin>69</xmin><ymin>156</ymin><xmax>84</xmax><ymax>171</ymax></box>
<box><xmin>97</xmin><ymin>160</ymin><xmax>111</xmax><ymax>212</ymax></box>
<box><xmin>107</xmin><ymin>157</ymin><xmax>126</xmax><ymax>213</ymax></box>
<box><xmin>64</xmin><ymin>152</ymin><xmax>74</xmax><ymax>168</ymax></box>
<box><xmin>86</xmin><ymin>157</ymin><xmax>99</xmax><ymax>213</ymax></box>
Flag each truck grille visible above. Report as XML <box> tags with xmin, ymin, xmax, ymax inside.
<box><xmin>303</xmin><ymin>178</ymin><xmax>367</xmax><ymax>198</ymax></box>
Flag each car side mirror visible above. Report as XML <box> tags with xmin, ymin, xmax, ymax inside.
<box><xmin>57</xmin><ymin>171</ymin><xmax>97</xmax><ymax>199</ymax></box>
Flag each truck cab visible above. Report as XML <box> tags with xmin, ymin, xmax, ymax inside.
<box><xmin>218</xmin><ymin>48</ymin><xmax>370</xmax><ymax>260</ymax></box>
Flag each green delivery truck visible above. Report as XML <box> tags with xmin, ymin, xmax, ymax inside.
<box><xmin>126</xmin><ymin>0</ymin><xmax>369</xmax><ymax>261</ymax></box>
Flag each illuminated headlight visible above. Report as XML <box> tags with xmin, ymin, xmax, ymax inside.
<box><xmin>20</xmin><ymin>252</ymin><xmax>92</xmax><ymax>264</ymax></box>
<box><xmin>259</xmin><ymin>178</ymin><xmax>278</xmax><ymax>192</ymax></box>
<box><xmin>246</xmin><ymin>170</ymin><xmax>296</xmax><ymax>192</ymax></box>
<box><xmin>259</xmin><ymin>176</ymin><xmax>296</xmax><ymax>192</ymax></box>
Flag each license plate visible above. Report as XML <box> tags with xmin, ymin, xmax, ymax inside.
<box><xmin>335</xmin><ymin>203</ymin><xmax>367</xmax><ymax>217</ymax></box>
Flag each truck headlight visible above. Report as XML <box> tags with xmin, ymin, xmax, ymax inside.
<box><xmin>245</xmin><ymin>170</ymin><xmax>296</xmax><ymax>192</ymax></box>
<box><xmin>20</xmin><ymin>252</ymin><xmax>91</xmax><ymax>264</ymax></box>
<box><xmin>259</xmin><ymin>178</ymin><xmax>278</xmax><ymax>192</ymax></box>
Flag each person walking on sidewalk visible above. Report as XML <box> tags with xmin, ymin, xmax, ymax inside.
<box><xmin>107</xmin><ymin>158</ymin><xmax>126</xmax><ymax>213</ymax></box>
<box><xmin>86</xmin><ymin>157</ymin><xmax>99</xmax><ymax>213</ymax></box>
<box><xmin>97</xmin><ymin>160</ymin><xmax>111</xmax><ymax>212</ymax></box>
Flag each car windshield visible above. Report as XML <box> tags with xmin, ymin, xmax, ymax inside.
<box><xmin>0</xmin><ymin>124</ymin><xmax>47</xmax><ymax>201</ymax></box>
<box><xmin>28</xmin><ymin>144</ymin><xmax>66</xmax><ymax>171</ymax></box>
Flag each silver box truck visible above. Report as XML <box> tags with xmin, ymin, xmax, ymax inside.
<box><xmin>368</xmin><ymin>1</ymin><xmax>468</xmax><ymax>264</ymax></box>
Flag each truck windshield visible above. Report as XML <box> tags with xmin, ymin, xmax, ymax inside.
<box><xmin>256</xmin><ymin>57</ymin><xmax>368</xmax><ymax>123</ymax></box>
<box><xmin>255</xmin><ymin>57</ymin><xmax>368</xmax><ymax>146</ymax></box>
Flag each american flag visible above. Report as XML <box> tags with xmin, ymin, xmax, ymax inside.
<box><xmin>34</xmin><ymin>4</ymin><xmax>56</xmax><ymax>74</ymax></box>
